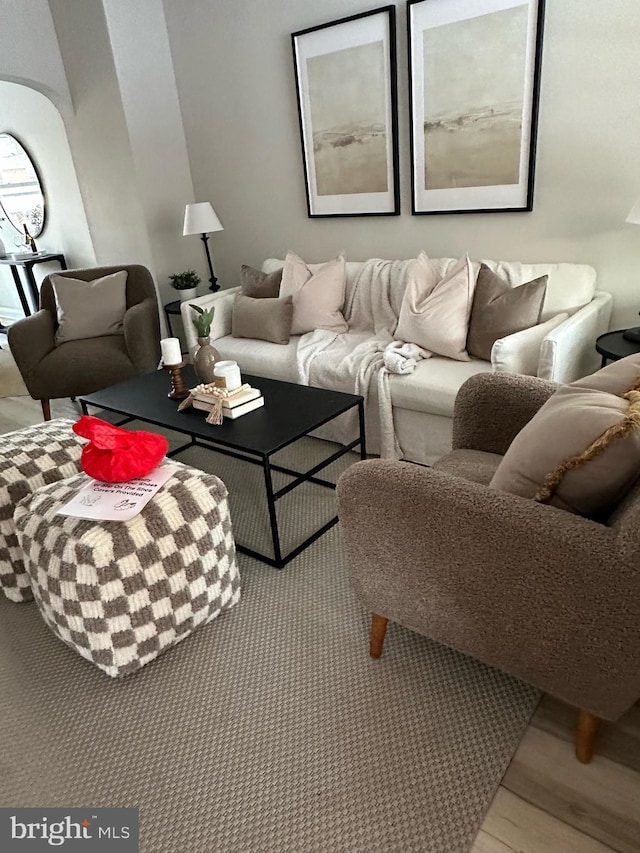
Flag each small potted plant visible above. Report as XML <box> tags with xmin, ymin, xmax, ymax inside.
<box><xmin>169</xmin><ymin>269</ymin><xmax>201</xmax><ymax>303</ymax></box>
<box><xmin>190</xmin><ymin>304</ymin><xmax>220</xmax><ymax>382</ymax></box>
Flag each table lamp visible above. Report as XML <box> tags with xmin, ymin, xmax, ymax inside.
<box><xmin>183</xmin><ymin>202</ymin><xmax>224</xmax><ymax>292</ymax></box>
<box><xmin>624</xmin><ymin>198</ymin><xmax>640</xmax><ymax>343</ymax></box>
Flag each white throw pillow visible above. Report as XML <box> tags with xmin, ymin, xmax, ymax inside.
<box><xmin>395</xmin><ymin>253</ymin><xmax>475</xmax><ymax>361</ymax></box>
<box><xmin>491</xmin><ymin>313</ymin><xmax>568</xmax><ymax>376</ymax></box>
<box><xmin>279</xmin><ymin>251</ymin><xmax>347</xmax><ymax>335</ymax></box>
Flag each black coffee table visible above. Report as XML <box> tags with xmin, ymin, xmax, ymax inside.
<box><xmin>79</xmin><ymin>366</ymin><xmax>366</xmax><ymax>568</ymax></box>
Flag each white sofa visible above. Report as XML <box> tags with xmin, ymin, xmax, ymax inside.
<box><xmin>181</xmin><ymin>258</ymin><xmax>612</xmax><ymax>465</ymax></box>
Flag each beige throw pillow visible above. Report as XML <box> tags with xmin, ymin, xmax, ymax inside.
<box><xmin>279</xmin><ymin>251</ymin><xmax>347</xmax><ymax>335</ymax></box>
<box><xmin>467</xmin><ymin>264</ymin><xmax>547</xmax><ymax>360</ymax></box>
<box><xmin>395</xmin><ymin>253</ymin><xmax>475</xmax><ymax>361</ymax></box>
<box><xmin>240</xmin><ymin>265</ymin><xmax>282</xmax><ymax>299</ymax></box>
<box><xmin>232</xmin><ymin>294</ymin><xmax>293</xmax><ymax>345</ymax></box>
<box><xmin>490</xmin><ymin>354</ymin><xmax>640</xmax><ymax>516</ymax></box>
<box><xmin>51</xmin><ymin>271</ymin><xmax>128</xmax><ymax>346</ymax></box>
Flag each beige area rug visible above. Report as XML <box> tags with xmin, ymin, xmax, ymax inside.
<box><xmin>0</xmin><ymin>434</ymin><xmax>540</xmax><ymax>853</ymax></box>
<box><xmin>0</xmin><ymin>344</ymin><xmax>28</xmax><ymax>397</ymax></box>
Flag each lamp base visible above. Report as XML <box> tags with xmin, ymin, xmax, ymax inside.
<box><xmin>623</xmin><ymin>326</ymin><xmax>640</xmax><ymax>344</ymax></box>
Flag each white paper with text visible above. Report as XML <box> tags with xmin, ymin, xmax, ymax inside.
<box><xmin>57</xmin><ymin>465</ymin><xmax>178</xmax><ymax>521</ymax></box>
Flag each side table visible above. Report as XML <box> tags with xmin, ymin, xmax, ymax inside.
<box><xmin>164</xmin><ymin>299</ymin><xmax>191</xmax><ymax>353</ymax></box>
<box><xmin>0</xmin><ymin>252</ymin><xmax>67</xmax><ymax>319</ymax></box>
<box><xmin>595</xmin><ymin>330</ymin><xmax>640</xmax><ymax>368</ymax></box>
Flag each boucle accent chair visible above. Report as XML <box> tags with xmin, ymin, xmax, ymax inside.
<box><xmin>336</xmin><ymin>372</ymin><xmax>640</xmax><ymax>764</ymax></box>
<box><xmin>8</xmin><ymin>265</ymin><xmax>161</xmax><ymax>421</ymax></box>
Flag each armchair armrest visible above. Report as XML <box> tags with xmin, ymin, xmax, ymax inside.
<box><xmin>123</xmin><ymin>298</ymin><xmax>161</xmax><ymax>373</ymax></box>
<box><xmin>538</xmin><ymin>291</ymin><xmax>613</xmax><ymax>383</ymax></box>
<box><xmin>337</xmin><ymin>460</ymin><xmax>639</xmax><ymax>719</ymax></box>
<box><xmin>7</xmin><ymin>311</ymin><xmax>56</xmax><ymax>396</ymax></box>
<box><xmin>452</xmin><ymin>372</ymin><xmax>556</xmax><ymax>455</ymax></box>
<box><xmin>180</xmin><ymin>287</ymin><xmax>240</xmax><ymax>357</ymax></box>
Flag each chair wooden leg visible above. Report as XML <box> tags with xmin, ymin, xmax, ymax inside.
<box><xmin>576</xmin><ymin>709</ymin><xmax>600</xmax><ymax>763</ymax></box>
<box><xmin>41</xmin><ymin>399</ymin><xmax>51</xmax><ymax>421</ymax></box>
<box><xmin>369</xmin><ymin>613</ymin><xmax>389</xmax><ymax>659</ymax></box>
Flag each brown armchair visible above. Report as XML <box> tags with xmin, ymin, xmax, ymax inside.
<box><xmin>336</xmin><ymin>372</ymin><xmax>640</xmax><ymax>763</ymax></box>
<box><xmin>8</xmin><ymin>265</ymin><xmax>161</xmax><ymax>419</ymax></box>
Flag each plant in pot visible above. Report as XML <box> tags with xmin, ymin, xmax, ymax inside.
<box><xmin>169</xmin><ymin>269</ymin><xmax>201</xmax><ymax>303</ymax></box>
<box><xmin>190</xmin><ymin>303</ymin><xmax>220</xmax><ymax>382</ymax></box>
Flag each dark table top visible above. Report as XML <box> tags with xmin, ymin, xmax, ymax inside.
<box><xmin>595</xmin><ymin>329</ymin><xmax>640</xmax><ymax>361</ymax></box>
<box><xmin>79</xmin><ymin>366</ymin><xmax>363</xmax><ymax>458</ymax></box>
<box><xmin>0</xmin><ymin>252</ymin><xmax>65</xmax><ymax>266</ymax></box>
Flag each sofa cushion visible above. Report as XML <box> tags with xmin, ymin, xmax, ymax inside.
<box><xmin>279</xmin><ymin>251</ymin><xmax>348</xmax><ymax>335</ymax></box>
<box><xmin>232</xmin><ymin>294</ymin><xmax>293</xmax><ymax>344</ymax></box>
<box><xmin>389</xmin><ymin>356</ymin><xmax>493</xmax><ymax>418</ymax></box>
<box><xmin>264</xmin><ymin>258</ymin><xmax>598</xmax><ymax>325</ymax></box>
<box><xmin>209</xmin><ymin>335</ymin><xmax>300</xmax><ymax>383</ymax></box>
<box><xmin>51</xmin><ymin>271</ymin><xmax>127</xmax><ymax>345</ymax></box>
<box><xmin>395</xmin><ymin>254</ymin><xmax>475</xmax><ymax>361</ymax></box>
<box><xmin>467</xmin><ymin>265</ymin><xmax>547</xmax><ymax>360</ymax></box>
<box><xmin>490</xmin><ymin>354</ymin><xmax>640</xmax><ymax>516</ymax></box>
<box><xmin>479</xmin><ymin>261</ymin><xmax>596</xmax><ymax>322</ymax></box>
<box><xmin>240</xmin><ymin>265</ymin><xmax>283</xmax><ymax>298</ymax></box>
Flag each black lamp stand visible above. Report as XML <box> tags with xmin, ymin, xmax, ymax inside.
<box><xmin>200</xmin><ymin>233</ymin><xmax>220</xmax><ymax>293</ymax></box>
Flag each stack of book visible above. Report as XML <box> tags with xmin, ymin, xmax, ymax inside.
<box><xmin>192</xmin><ymin>383</ymin><xmax>264</xmax><ymax>420</ymax></box>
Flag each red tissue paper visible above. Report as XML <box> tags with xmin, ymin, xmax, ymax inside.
<box><xmin>72</xmin><ymin>415</ymin><xmax>169</xmax><ymax>483</ymax></box>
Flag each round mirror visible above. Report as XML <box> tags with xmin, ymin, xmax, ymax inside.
<box><xmin>0</xmin><ymin>133</ymin><xmax>46</xmax><ymax>237</ymax></box>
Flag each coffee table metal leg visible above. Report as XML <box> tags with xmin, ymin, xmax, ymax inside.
<box><xmin>263</xmin><ymin>455</ymin><xmax>283</xmax><ymax>568</ymax></box>
<box><xmin>358</xmin><ymin>399</ymin><xmax>367</xmax><ymax>460</ymax></box>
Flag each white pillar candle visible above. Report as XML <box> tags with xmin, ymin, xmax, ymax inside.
<box><xmin>213</xmin><ymin>360</ymin><xmax>242</xmax><ymax>391</ymax></box>
<box><xmin>160</xmin><ymin>337</ymin><xmax>182</xmax><ymax>365</ymax></box>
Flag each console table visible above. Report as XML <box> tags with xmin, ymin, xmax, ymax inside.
<box><xmin>0</xmin><ymin>252</ymin><xmax>67</xmax><ymax>319</ymax></box>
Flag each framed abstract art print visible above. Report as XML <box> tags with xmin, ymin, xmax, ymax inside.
<box><xmin>292</xmin><ymin>7</ymin><xmax>400</xmax><ymax>217</ymax></box>
<box><xmin>408</xmin><ymin>0</ymin><xmax>545</xmax><ymax>214</ymax></box>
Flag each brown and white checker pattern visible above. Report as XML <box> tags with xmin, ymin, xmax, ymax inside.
<box><xmin>14</xmin><ymin>465</ymin><xmax>241</xmax><ymax>677</ymax></box>
<box><xmin>0</xmin><ymin>418</ymin><xmax>84</xmax><ymax>603</ymax></box>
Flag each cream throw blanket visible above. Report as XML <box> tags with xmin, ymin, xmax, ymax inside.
<box><xmin>296</xmin><ymin>259</ymin><xmax>422</xmax><ymax>459</ymax></box>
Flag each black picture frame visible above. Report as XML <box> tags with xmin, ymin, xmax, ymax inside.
<box><xmin>407</xmin><ymin>0</ymin><xmax>545</xmax><ymax>215</ymax></box>
<box><xmin>292</xmin><ymin>6</ymin><xmax>400</xmax><ymax>218</ymax></box>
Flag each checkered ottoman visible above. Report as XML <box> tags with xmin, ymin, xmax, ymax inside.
<box><xmin>1</xmin><ymin>418</ymin><xmax>84</xmax><ymax>603</ymax></box>
<box><xmin>14</xmin><ymin>464</ymin><xmax>241</xmax><ymax>677</ymax></box>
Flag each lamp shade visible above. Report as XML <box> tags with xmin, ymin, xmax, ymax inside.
<box><xmin>626</xmin><ymin>198</ymin><xmax>640</xmax><ymax>224</ymax></box>
<box><xmin>183</xmin><ymin>202</ymin><xmax>224</xmax><ymax>236</ymax></box>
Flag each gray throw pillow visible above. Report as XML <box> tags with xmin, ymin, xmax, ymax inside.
<box><xmin>232</xmin><ymin>294</ymin><xmax>293</xmax><ymax>345</ymax></box>
<box><xmin>240</xmin><ymin>265</ymin><xmax>282</xmax><ymax>298</ymax></box>
<box><xmin>52</xmin><ymin>271</ymin><xmax>128</xmax><ymax>346</ymax></box>
<box><xmin>467</xmin><ymin>264</ymin><xmax>547</xmax><ymax>361</ymax></box>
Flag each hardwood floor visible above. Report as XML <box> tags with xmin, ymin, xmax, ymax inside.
<box><xmin>2</xmin><ymin>395</ymin><xmax>640</xmax><ymax>853</ymax></box>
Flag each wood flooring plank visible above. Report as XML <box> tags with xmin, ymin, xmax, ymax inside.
<box><xmin>0</xmin><ymin>396</ymin><xmax>78</xmax><ymax>434</ymax></box>
<box><xmin>480</xmin><ymin>788</ymin><xmax>617</xmax><ymax>853</ymax></box>
<box><xmin>471</xmin><ymin>826</ymin><xmax>515</xmax><ymax>853</ymax></box>
<box><xmin>532</xmin><ymin>696</ymin><xmax>640</xmax><ymax>774</ymax></box>
<box><xmin>501</xmin><ymin>726</ymin><xmax>640</xmax><ymax>853</ymax></box>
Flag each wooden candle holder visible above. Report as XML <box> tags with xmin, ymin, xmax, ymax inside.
<box><xmin>164</xmin><ymin>361</ymin><xmax>189</xmax><ymax>400</ymax></box>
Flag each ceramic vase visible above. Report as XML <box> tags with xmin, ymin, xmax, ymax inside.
<box><xmin>178</xmin><ymin>287</ymin><xmax>198</xmax><ymax>303</ymax></box>
<box><xmin>194</xmin><ymin>336</ymin><xmax>220</xmax><ymax>383</ymax></box>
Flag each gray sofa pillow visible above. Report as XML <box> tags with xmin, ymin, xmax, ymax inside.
<box><xmin>240</xmin><ymin>265</ymin><xmax>283</xmax><ymax>299</ymax></box>
<box><xmin>467</xmin><ymin>265</ymin><xmax>547</xmax><ymax>361</ymax></box>
<box><xmin>51</xmin><ymin>271</ymin><xmax>128</xmax><ymax>346</ymax></box>
<box><xmin>232</xmin><ymin>294</ymin><xmax>293</xmax><ymax>345</ymax></box>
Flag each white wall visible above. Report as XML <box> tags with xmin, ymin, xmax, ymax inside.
<box><xmin>0</xmin><ymin>0</ymin><xmax>72</xmax><ymax>116</ymax></box>
<box><xmin>164</xmin><ymin>0</ymin><xmax>640</xmax><ymax>329</ymax></box>
<box><xmin>0</xmin><ymin>82</ymin><xmax>95</xmax><ymax>321</ymax></box>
